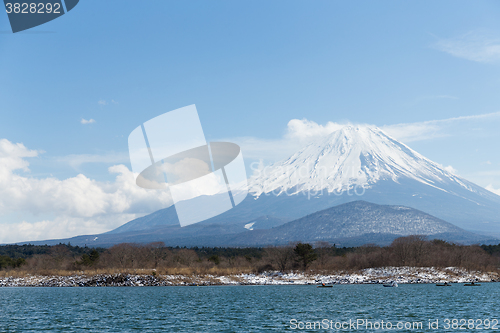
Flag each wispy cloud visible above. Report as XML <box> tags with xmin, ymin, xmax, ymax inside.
<box><xmin>473</xmin><ymin>170</ymin><xmax>500</xmax><ymax>177</ymax></box>
<box><xmin>227</xmin><ymin>112</ymin><xmax>500</xmax><ymax>164</ymax></box>
<box><xmin>433</xmin><ymin>30</ymin><xmax>500</xmax><ymax>63</ymax></box>
<box><xmin>413</xmin><ymin>95</ymin><xmax>459</xmax><ymax>104</ymax></box>
<box><xmin>432</xmin><ymin>95</ymin><xmax>458</xmax><ymax>100</ymax></box>
<box><xmin>230</xmin><ymin>136</ymin><xmax>299</xmax><ymax>162</ymax></box>
<box><xmin>56</xmin><ymin>152</ymin><xmax>129</xmax><ymax>169</ymax></box>
<box><xmin>98</xmin><ymin>99</ymin><xmax>118</xmax><ymax>106</ymax></box>
<box><xmin>382</xmin><ymin>111</ymin><xmax>500</xmax><ymax>142</ymax></box>
<box><xmin>81</xmin><ymin>118</ymin><xmax>96</xmax><ymax>125</ymax></box>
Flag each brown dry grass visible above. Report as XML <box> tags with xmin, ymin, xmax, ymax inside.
<box><xmin>0</xmin><ymin>266</ymin><xmax>256</xmax><ymax>278</ymax></box>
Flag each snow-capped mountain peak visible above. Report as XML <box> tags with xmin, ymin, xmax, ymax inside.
<box><xmin>250</xmin><ymin>125</ymin><xmax>470</xmax><ymax>196</ymax></box>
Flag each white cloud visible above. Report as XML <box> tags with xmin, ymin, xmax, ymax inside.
<box><xmin>81</xmin><ymin>118</ymin><xmax>96</xmax><ymax>124</ymax></box>
<box><xmin>433</xmin><ymin>31</ymin><xmax>500</xmax><ymax>63</ymax></box>
<box><xmin>227</xmin><ymin>119</ymin><xmax>346</xmax><ymax>163</ymax></box>
<box><xmin>1</xmin><ymin>214</ymin><xmax>136</xmax><ymax>244</ymax></box>
<box><xmin>486</xmin><ymin>185</ymin><xmax>500</xmax><ymax>196</ymax></box>
<box><xmin>0</xmin><ymin>139</ymin><xmax>173</xmax><ymax>243</ymax></box>
<box><xmin>443</xmin><ymin>165</ymin><xmax>458</xmax><ymax>175</ymax></box>
<box><xmin>0</xmin><ymin>139</ymin><xmax>38</xmax><ymax>177</ymax></box>
<box><xmin>285</xmin><ymin>119</ymin><xmax>344</xmax><ymax>142</ymax></box>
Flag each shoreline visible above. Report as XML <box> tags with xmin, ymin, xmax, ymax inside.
<box><xmin>1</xmin><ymin>267</ymin><xmax>498</xmax><ymax>287</ymax></box>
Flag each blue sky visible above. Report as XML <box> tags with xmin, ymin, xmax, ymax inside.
<box><xmin>1</xmin><ymin>0</ymin><xmax>500</xmax><ymax>242</ymax></box>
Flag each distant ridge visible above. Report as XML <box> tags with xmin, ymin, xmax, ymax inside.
<box><xmin>19</xmin><ymin>201</ymin><xmax>499</xmax><ymax>247</ymax></box>
<box><xmin>224</xmin><ymin>201</ymin><xmax>494</xmax><ymax>246</ymax></box>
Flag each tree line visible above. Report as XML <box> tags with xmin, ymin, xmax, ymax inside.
<box><xmin>0</xmin><ymin>236</ymin><xmax>499</xmax><ymax>274</ymax></box>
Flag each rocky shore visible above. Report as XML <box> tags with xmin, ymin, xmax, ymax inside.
<box><xmin>0</xmin><ymin>267</ymin><xmax>498</xmax><ymax>287</ymax></box>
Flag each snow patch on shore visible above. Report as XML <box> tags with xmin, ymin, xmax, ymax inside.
<box><xmin>0</xmin><ymin>267</ymin><xmax>498</xmax><ymax>287</ymax></box>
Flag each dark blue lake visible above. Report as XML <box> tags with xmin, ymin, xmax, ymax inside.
<box><xmin>1</xmin><ymin>283</ymin><xmax>499</xmax><ymax>332</ymax></box>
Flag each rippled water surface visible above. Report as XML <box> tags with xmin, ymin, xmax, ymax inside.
<box><xmin>1</xmin><ymin>283</ymin><xmax>499</xmax><ymax>332</ymax></box>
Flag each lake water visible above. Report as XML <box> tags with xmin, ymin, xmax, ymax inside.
<box><xmin>0</xmin><ymin>283</ymin><xmax>499</xmax><ymax>332</ymax></box>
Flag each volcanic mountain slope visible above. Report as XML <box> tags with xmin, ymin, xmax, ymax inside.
<box><xmin>244</xmin><ymin>125</ymin><xmax>500</xmax><ymax>235</ymax></box>
<box><xmin>111</xmin><ymin>125</ymin><xmax>500</xmax><ymax>236</ymax></box>
<box><xmin>225</xmin><ymin>201</ymin><xmax>493</xmax><ymax>246</ymax></box>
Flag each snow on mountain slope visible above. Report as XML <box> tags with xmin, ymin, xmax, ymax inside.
<box><xmin>226</xmin><ymin>201</ymin><xmax>493</xmax><ymax>246</ymax></box>
<box><xmin>250</xmin><ymin>125</ymin><xmax>476</xmax><ymax>197</ymax></box>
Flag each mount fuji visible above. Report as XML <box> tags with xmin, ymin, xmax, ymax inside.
<box><xmin>244</xmin><ymin>125</ymin><xmax>500</xmax><ymax>235</ymax></box>
<box><xmin>25</xmin><ymin>125</ymin><xmax>500</xmax><ymax>246</ymax></box>
<box><xmin>251</xmin><ymin>125</ymin><xmax>474</xmax><ymax>197</ymax></box>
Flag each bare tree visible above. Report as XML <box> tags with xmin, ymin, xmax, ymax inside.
<box><xmin>146</xmin><ymin>242</ymin><xmax>167</xmax><ymax>269</ymax></box>
<box><xmin>265</xmin><ymin>246</ymin><xmax>295</xmax><ymax>272</ymax></box>
<box><xmin>391</xmin><ymin>235</ymin><xmax>427</xmax><ymax>266</ymax></box>
<box><xmin>314</xmin><ymin>241</ymin><xmax>332</xmax><ymax>269</ymax></box>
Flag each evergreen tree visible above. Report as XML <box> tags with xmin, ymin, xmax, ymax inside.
<box><xmin>294</xmin><ymin>243</ymin><xmax>317</xmax><ymax>270</ymax></box>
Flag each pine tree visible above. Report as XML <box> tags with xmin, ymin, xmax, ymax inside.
<box><xmin>294</xmin><ymin>243</ymin><xmax>317</xmax><ymax>270</ymax></box>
